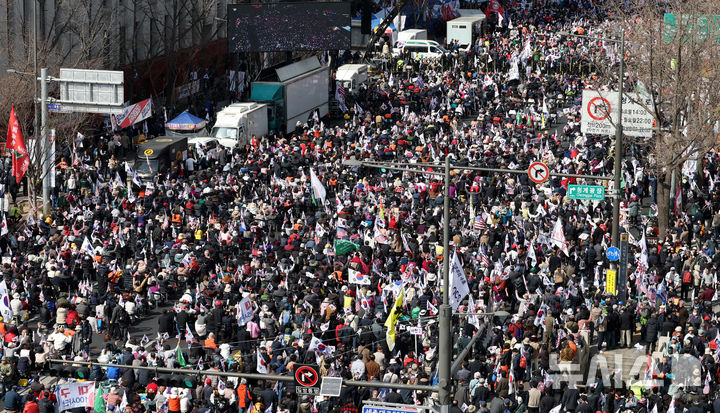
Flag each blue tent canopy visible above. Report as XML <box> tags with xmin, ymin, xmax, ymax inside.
<box><xmin>165</xmin><ymin>110</ymin><xmax>207</xmax><ymax>131</ymax></box>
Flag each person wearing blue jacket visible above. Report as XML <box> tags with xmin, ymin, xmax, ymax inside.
<box><xmin>4</xmin><ymin>385</ymin><xmax>22</xmax><ymax>412</ymax></box>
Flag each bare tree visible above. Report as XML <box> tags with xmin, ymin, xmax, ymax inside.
<box><xmin>129</xmin><ymin>0</ymin><xmax>220</xmax><ymax>105</ymax></box>
<box><xmin>614</xmin><ymin>0</ymin><xmax>720</xmax><ymax>239</ymax></box>
<box><xmin>0</xmin><ymin>0</ymin><xmax>115</xmax><ymax>213</ymax></box>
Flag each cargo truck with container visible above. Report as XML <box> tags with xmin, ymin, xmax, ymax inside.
<box><xmin>204</xmin><ymin>102</ymin><xmax>268</xmax><ymax>149</ymax></box>
<box><xmin>335</xmin><ymin>64</ymin><xmax>369</xmax><ymax>95</ymax></box>
<box><xmin>250</xmin><ymin>56</ymin><xmax>330</xmax><ymax>135</ymax></box>
<box><xmin>446</xmin><ymin>15</ymin><xmax>486</xmax><ymax>51</ymax></box>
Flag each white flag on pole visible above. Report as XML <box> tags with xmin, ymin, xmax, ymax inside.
<box><xmin>81</xmin><ymin>237</ymin><xmax>94</xmax><ymax>256</ymax></box>
<box><xmin>550</xmin><ymin>218</ymin><xmax>569</xmax><ymax>256</ymax></box>
<box><xmin>527</xmin><ymin>241</ymin><xmax>537</xmax><ymax>267</ymax></box>
<box><xmin>124</xmin><ymin>162</ymin><xmax>143</xmax><ymax>186</ymax></box>
<box><xmin>0</xmin><ymin>281</ymin><xmax>13</xmax><ymax>321</ymax></box>
<box><xmin>348</xmin><ymin>268</ymin><xmax>371</xmax><ymax>285</ymax></box>
<box><xmin>309</xmin><ymin>168</ymin><xmax>326</xmax><ymax>205</ymax></box>
<box><xmin>639</xmin><ymin>229</ymin><xmax>648</xmax><ymax>269</ymax></box>
<box><xmin>256</xmin><ymin>348</ymin><xmax>268</xmax><ymax>374</ymax></box>
<box><xmin>307</xmin><ymin>336</ymin><xmax>323</xmax><ymax>352</ymax></box>
<box><xmin>449</xmin><ymin>251</ymin><xmax>470</xmax><ymax>311</ymax></box>
<box><xmin>118</xmin><ymin>391</ymin><xmax>128</xmax><ymax>413</ymax></box>
<box><xmin>467</xmin><ymin>295</ymin><xmax>480</xmax><ymax>329</ymax></box>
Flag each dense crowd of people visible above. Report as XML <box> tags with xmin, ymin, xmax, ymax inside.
<box><xmin>1</xmin><ymin>1</ymin><xmax>720</xmax><ymax>413</ymax></box>
<box><xmin>230</xmin><ymin>4</ymin><xmax>351</xmax><ymax>52</ymax></box>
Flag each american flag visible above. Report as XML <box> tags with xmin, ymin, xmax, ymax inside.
<box><xmin>335</xmin><ymin>84</ymin><xmax>348</xmax><ymax>112</ymax></box>
<box><xmin>473</xmin><ymin>215</ymin><xmax>487</xmax><ymax>231</ymax></box>
<box><xmin>479</xmin><ymin>251</ymin><xmax>490</xmax><ymax>268</ymax></box>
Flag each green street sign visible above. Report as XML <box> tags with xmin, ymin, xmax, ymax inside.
<box><xmin>567</xmin><ymin>184</ymin><xmax>605</xmax><ymax>201</ymax></box>
<box><xmin>664</xmin><ymin>13</ymin><xmax>720</xmax><ymax>43</ymax></box>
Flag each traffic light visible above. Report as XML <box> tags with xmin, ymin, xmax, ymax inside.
<box><xmin>180</xmin><ymin>375</ymin><xmax>197</xmax><ymax>388</ymax></box>
<box><xmin>50</xmin><ymin>364</ymin><xmax>74</xmax><ymax>377</ymax></box>
<box><xmin>157</xmin><ymin>374</ymin><xmax>174</xmax><ymax>386</ymax></box>
<box><xmin>157</xmin><ymin>374</ymin><xmax>197</xmax><ymax>388</ymax></box>
<box><xmin>76</xmin><ymin>366</ymin><xmax>91</xmax><ymax>379</ymax></box>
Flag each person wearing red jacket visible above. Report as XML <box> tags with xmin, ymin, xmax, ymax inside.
<box><xmin>22</xmin><ymin>395</ymin><xmax>39</xmax><ymax>413</ymax></box>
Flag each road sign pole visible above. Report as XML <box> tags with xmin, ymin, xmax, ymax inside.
<box><xmin>611</xmin><ymin>32</ymin><xmax>625</xmax><ymax>290</ymax></box>
<box><xmin>612</xmin><ymin>32</ymin><xmax>624</xmax><ymax>250</ymax></box>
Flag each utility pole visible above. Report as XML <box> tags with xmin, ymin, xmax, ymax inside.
<box><xmin>437</xmin><ymin>156</ymin><xmax>451</xmax><ymax>412</ymax></box>
<box><xmin>611</xmin><ymin>33</ymin><xmax>625</xmax><ymax>301</ymax></box>
<box><xmin>560</xmin><ymin>29</ymin><xmax>625</xmax><ymax>298</ymax></box>
<box><xmin>33</xmin><ymin>0</ymin><xmax>40</xmax><ymax>213</ymax></box>
<box><xmin>33</xmin><ymin>0</ymin><xmax>38</xmax><ymax>145</ymax></box>
<box><xmin>41</xmin><ymin>68</ymin><xmax>49</xmax><ymax>215</ymax></box>
<box><xmin>611</xmin><ymin>33</ymin><xmax>624</xmax><ymax>251</ymax></box>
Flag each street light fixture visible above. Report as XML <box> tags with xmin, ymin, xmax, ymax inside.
<box><xmin>6</xmin><ymin>69</ymin><xmax>34</xmax><ymax>76</ymax></box>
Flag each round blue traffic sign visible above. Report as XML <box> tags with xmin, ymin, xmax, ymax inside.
<box><xmin>606</xmin><ymin>246</ymin><xmax>620</xmax><ymax>262</ymax></box>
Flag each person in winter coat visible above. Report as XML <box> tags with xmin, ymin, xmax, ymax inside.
<box><xmin>37</xmin><ymin>390</ymin><xmax>55</xmax><ymax>413</ymax></box>
<box><xmin>645</xmin><ymin>315</ymin><xmax>659</xmax><ymax>354</ymax></box>
<box><xmin>22</xmin><ymin>395</ymin><xmax>39</xmax><ymax>413</ymax></box>
<box><xmin>195</xmin><ymin>313</ymin><xmax>208</xmax><ymax>339</ymax></box>
<box><xmin>5</xmin><ymin>385</ymin><xmax>22</xmax><ymax>412</ymax></box>
<box><xmin>620</xmin><ymin>306</ymin><xmax>634</xmax><ymax>348</ymax></box>
<box><xmin>237</xmin><ymin>378</ymin><xmax>253</xmax><ymax>413</ymax></box>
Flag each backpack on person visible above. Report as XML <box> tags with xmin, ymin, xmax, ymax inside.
<box><xmin>519</xmin><ymin>347</ymin><xmax>529</xmax><ymax>369</ymax></box>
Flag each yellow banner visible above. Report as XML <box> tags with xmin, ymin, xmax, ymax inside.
<box><xmin>606</xmin><ymin>270</ymin><xmax>616</xmax><ymax>295</ymax></box>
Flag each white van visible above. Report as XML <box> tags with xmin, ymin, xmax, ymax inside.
<box><xmin>396</xmin><ymin>29</ymin><xmax>428</xmax><ymax>46</ymax></box>
<box><xmin>394</xmin><ymin>40</ymin><xmax>448</xmax><ymax>59</ymax></box>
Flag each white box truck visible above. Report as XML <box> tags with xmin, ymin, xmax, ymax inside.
<box><xmin>335</xmin><ymin>64</ymin><xmax>369</xmax><ymax>95</ymax></box>
<box><xmin>206</xmin><ymin>102</ymin><xmax>268</xmax><ymax>149</ymax></box>
<box><xmin>397</xmin><ymin>29</ymin><xmax>427</xmax><ymax>44</ymax></box>
<box><xmin>251</xmin><ymin>56</ymin><xmax>330</xmax><ymax>135</ymax></box>
<box><xmin>446</xmin><ymin>15</ymin><xmax>486</xmax><ymax>51</ymax></box>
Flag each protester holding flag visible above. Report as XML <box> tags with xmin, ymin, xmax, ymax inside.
<box><xmin>3</xmin><ymin>1</ymin><xmax>720</xmax><ymax>412</ymax></box>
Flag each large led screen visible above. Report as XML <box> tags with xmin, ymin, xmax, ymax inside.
<box><xmin>228</xmin><ymin>2</ymin><xmax>351</xmax><ymax>52</ymax></box>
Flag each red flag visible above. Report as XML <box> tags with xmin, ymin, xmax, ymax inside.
<box><xmin>7</xmin><ymin>107</ymin><xmax>29</xmax><ymax>184</ymax></box>
<box><xmin>484</xmin><ymin>0</ymin><xmax>505</xmax><ymax>17</ymax></box>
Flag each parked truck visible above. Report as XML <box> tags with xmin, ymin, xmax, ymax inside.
<box><xmin>335</xmin><ymin>64</ymin><xmax>369</xmax><ymax>95</ymax></box>
<box><xmin>396</xmin><ymin>29</ymin><xmax>427</xmax><ymax>45</ymax></box>
<box><xmin>446</xmin><ymin>15</ymin><xmax>486</xmax><ymax>51</ymax></box>
<box><xmin>250</xmin><ymin>56</ymin><xmax>330</xmax><ymax>135</ymax></box>
<box><xmin>206</xmin><ymin>102</ymin><xmax>268</xmax><ymax>149</ymax></box>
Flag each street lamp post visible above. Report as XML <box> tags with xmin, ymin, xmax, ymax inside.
<box><xmin>344</xmin><ymin>158</ymin><xmax>452</xmax><ymax>409</ymax></box>
<box><xmin>438</xmin><ymin>156</ymin><xmax>451</xmax><ymax>412</ymax></box>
